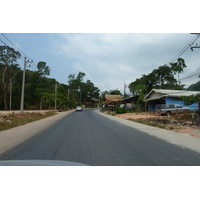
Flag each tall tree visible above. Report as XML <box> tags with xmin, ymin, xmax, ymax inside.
<box><xmin>109</xmin><ymin>89</ymin><xmax>122</xmax><ymax>96</ymax></box>
<box><xmin>24</xmin><ymin>61</ymin><xmax>52</xmax><ymax>110</ymax></box>
<box><xmin>170</xmin><ymin>58</ymin><xmax>187</xmax><ymax>85</ymax></box>
<box><xmin>37</xmin><ymin>61</ymin><xmax>50</xmax><ymax>77</ymax></box>
<box><xmin>68</xmin><ymin>71</ymin><xmax>100</xmax><ymax>107</ymax></box>
<box><xmin>0</xmin><ymin>46</ymin><xmax>21</xmax><ymax>110</ymax></box>
<box><xmin>153</xmin><ymin>65</ymin><xmax>177</xmax><ymax>88</ymax></box>
<box><xmin>68</xmin><ymin>71</ymin><xmax>86</xmax><ymax>105</ymax></box>
<box><xmin>129</xmin><ymin>61</ymin><xmax>186</xmax><ymax>96</ymax></box>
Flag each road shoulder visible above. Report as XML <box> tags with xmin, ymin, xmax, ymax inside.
<box><xmin>0</xmin><ymin>110</ymin><xmax>74</xmax><ymax>156</ymax></box>
<box><xmin>96</xmin><ymin>110</ymin><xmax>200</xmax><ymax>154</ymax></box>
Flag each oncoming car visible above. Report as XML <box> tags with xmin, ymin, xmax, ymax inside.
<box><xmin>76</xmin><ymin>106</ymin><xmax>83</xmax><ymax>111</ymax></box>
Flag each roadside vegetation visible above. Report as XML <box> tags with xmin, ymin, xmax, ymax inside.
<box><xmin>130</xmin><ymin>113</ymin><xmax>192</xmax><ymax>131</ymax></box>
<box><xmin>0</xmin><ymin>111</ymin><xmax>57</xmax><ymax>131</ymax></box>
<box><xmin>101</xmin><ymin>107</ymin><xmax>200</xmax><ymax>133</ymax></box>
<box><xmin>0</xmin><ymin>45</ymin><xmax>100</xmax><ymax>111</ymax></box>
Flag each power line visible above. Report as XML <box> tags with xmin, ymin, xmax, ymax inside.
<box><xmin>0</xmin><ymin>37</ymin><xmax>25</xmax><ymax>64</ymax></box>
<box><xmin>0</xmin><ymin>38</ymin><xmax>9</xmax><ymax>46</ymax></box>
<box><xmin>0</xmin><ymin>37</ymin><xmax>37</xmax><ymax>71</ymax></box>
<box><xmin>162</xmin><ymin>33</ymin><xmax>189</xmax><ymax>64</ymax></box>
<box><xmin>1</xmin><ymin>34</ymin><xmax>29</xmax><ymax>58</ymax></box>
<box><xmin>180</xmin><ymin>71</ymin><xmax>200</xmax><ymax>81</ymax></box>
<box><xmin>0</xmin><ymin>34</ymin><xmax>38</xmax><ymax>71</ymax></box>
<box><xmin>190</xmin><ymin>33</ymin><xmax>200</xmax><ymax>52</ymax></box>
<box><xmin>1</xmin><ymin>34</ymin><xmax>38</xmax><ymax>71</ymax></box>
<box><xmin>150</xmin><ymin>33</ymin><xmax>189</xmax><ymax>68</ymax></box>
<box><xmin>167</xmin><ymin>34</ymin><xmax>200</xmax><ymax>64</ymax></box>
<box><xmin>178</xmin><ymin>34</ymin><xmax>200</xmax><ymax>84</ymax></box>
<box><xmin>150</xmin><ymin>34</ymin><xmax>200</xmax><ymax>73</ymax></box>
<box><xmin>163</xmin><ymin>35</ymin><xmax>193</xmax><ymax>65</ymax></box>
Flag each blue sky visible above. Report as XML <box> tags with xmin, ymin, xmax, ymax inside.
<box><xmin>1</xmin><ymin>33</ymin><xmax>200</xmax><ymax>94</ymax></box>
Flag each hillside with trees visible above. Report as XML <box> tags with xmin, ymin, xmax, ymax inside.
<box><xmin>187</xmin><ymin>81</ymin><xmax>200</xmax><ymax>91</ymax></box>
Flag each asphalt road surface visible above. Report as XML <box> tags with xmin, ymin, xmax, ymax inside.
<box><xmin>1</xmin><ymin>108</ymin><xmax>200</xmax><ymax>166</ymax></box>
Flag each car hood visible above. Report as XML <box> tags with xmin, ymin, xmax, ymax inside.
<box><xmin>0</xmin><ymin>160</ymin><xmax>88</xmax><ymax>166</ymax></box>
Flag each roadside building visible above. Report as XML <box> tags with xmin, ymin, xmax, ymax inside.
<box><xmin>82</xmin><ymin>97</ymin><xmax>100</xmax><ymax>108</ymax></box>
<box><xmin>117</xmin><ymin>95</ymin><xmax>139</xmax><ymax>109</ymax></box>
<box><xmin>102</xmin><ymin>95</ymin><xmax>122</xmax><ymax>111</ymax></box>
<box><xmin>144</xmin><ymin>89</ymin><xmax>200</xmax><ymax>111</ymax></box>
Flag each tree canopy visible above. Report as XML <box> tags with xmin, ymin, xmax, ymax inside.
<box><xmin>0</xmin><ymin>45</ymin><xmax>100</xmax><ymax>110</ymax></box>
<box><xmin>129</xmin><ymin>58</ymin><xmax>187</xmax><ymax>95</ymax></box>
<box><xmin>181</xmin><ymin>94</ymin><xmax>200</xmax><ymax>106</ymax></box>
<box><xmin>37</xmin><ymin>61</ymin><xmax>50</xmax><ymax>77</ymax></box>
<box><xmin>0</xmin><ymin>46</ymin><xmax>21</xmax><ymax>110</ymax></box>
<box><xmin>1</xmin><ymin>44</ymin><xmax>188</xmax><ymax>111</ymax></box>
<box><xmin>67</xmin><ymin>71</ymin><xmax>100</xmax><ymax>107</ymax></box>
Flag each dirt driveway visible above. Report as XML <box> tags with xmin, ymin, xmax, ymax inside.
<box><xmin>115</xmin><ymin>112</ymin><xmax>200</xmax><ymax>138</ymax></box>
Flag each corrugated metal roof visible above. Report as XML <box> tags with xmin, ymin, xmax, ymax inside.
<box><xmin>144</xmin><ymin>89</ymin><xmax>200</xmax><ymax>101</ymax></box>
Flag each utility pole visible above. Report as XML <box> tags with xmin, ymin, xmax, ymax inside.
<box><xmin>191</xmin><ymin>33</ymin><xmax>200</xmax><ymax>51</ymax></box>
<box><xmin>80</xmin><ymin>90</ymin><xmax>81</xmax><ymax>105</ymax></box>
<box><xmin>124</xmin><ymin>80</ymin><xmax>128</xmax><ymax>97</ymax></box>
<box><xmin>20</xmin><ymin>57</ymin><xmax>26</xmax><ymax>114</ymax></box>
<box><xmin>55</xmin><ymin>82</ymin><xmax>57</xmax><ymax>111</ymax></box>
<box><xmin>191</xmin><ymin>44</ymin><xmax>200</xmax><ymax>51</ymax></box>
<box><xmin>68</xmin><ymin>88</ymin><xmax>70</xmax><ymax>109</ymax></box>
<box><xmin>20</xmin><ymin>57</ymin><xmax>33</xmax><ymax>114</ymax></box>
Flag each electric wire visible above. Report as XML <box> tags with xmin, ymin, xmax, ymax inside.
<box><xmin>150</xmin><ymin>33</ymin><xmax>189</xmax><ymax>69</ymax></box>
<box><xmin>0</xmin><ymin>34</ymin><xmax>38</xmax><ymax>71</ymax></box>
<box><xmin>0</xmin><ymin>37</ymin><xmax>37</xmax><ymax>71</ymax></box>
<box><xmin>167</xmin><ymin>34</ymin><xmax>200</xmax><ymax>64</ymax></box>
<box><xmin>162</xmin><ymin>33</ymin><xmax>189</xmax><ymax>65</ymax></box>
<box><xmin>164</xmin><ymin>34</ymin><xmax>200</xmax><ymax>86</ymax></box>
<box><xmin>0</xmin><ymin>38</ymin><xmax>9</xmax><ymax>46</ymax></box>
<box><xmin>1</xmin><ymin>33</ymin><xmax>199</xmax><ymax>87</ymax></box>
<box><xmin>164</xmin><ymin>36</ymin><xmax>192</xmax><ymax>65</ymax></box>
<box><xmin>0</xmin><ymin>35</ymin><xmax>37</xmax><ymax>71</ymax></box>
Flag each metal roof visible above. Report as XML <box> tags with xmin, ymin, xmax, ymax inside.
<box><xmin>144</xmin><ymin>89</ymin><xmax>200</xmax><ymax>101</ymax></box>
<box><xmin>118</xmin><ymin>95</ymin><xmax>139</xmax><ymax>102</ymax></box>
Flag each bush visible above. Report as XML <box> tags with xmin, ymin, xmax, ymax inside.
<box><xmin>195</xmin><ymin>110</ymin><xmax>200</xmax><ymax>115</ymax></box>
<box><xmin>129</xmin><ymin>106</ymin><xmax>137</xmax><ymax>113</ymax></box>
<box><xmin>115</xmin><ymin>106</ymin><xmax>128</xmax><ymax>114</ymax></box>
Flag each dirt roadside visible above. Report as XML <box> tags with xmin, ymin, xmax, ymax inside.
<box><xmin>115</xmin><ymin>112</ymin><xmax>200</xmax><ymax>138</ymax></box>
<box><xmin>0</xmin><ymin>110</ymin><xmax>74</xmax><ymax>156</ymax></box>
<box><xmin>0</xmin><ymin>110</ymin><xmax>54</xmax><ymax>115</ymax></box>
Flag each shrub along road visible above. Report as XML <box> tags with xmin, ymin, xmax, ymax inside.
<box><xmin>1</xmin><ymin>108</ymin><xmax>200</xmax><ymax>166</ymax></box>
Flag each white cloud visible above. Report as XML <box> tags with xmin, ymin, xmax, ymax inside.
<box><xmin>49</xmin><ymin>33</ymin><xmax>200</xmax><ymax>93</ymax></box>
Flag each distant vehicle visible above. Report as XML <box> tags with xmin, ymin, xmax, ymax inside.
<box><xmin>155</xmin><ymin>104</ymin><xmax>190</xmax><ymax>116</ymax></box>
<box><xmin>76</xmin><ymin>106</ymin><xmax>83</xmax><ymax>111</ymax></box>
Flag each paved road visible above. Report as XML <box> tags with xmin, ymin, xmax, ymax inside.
<box><xmin>1</xmin><ymin>108</ymin><xmax>200</xmax><ymax>166</ymax></box>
